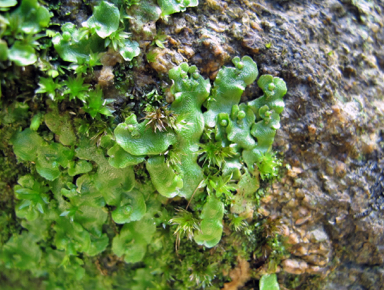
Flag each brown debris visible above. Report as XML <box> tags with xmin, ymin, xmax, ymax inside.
<box><xmin>148</xmin><ymin>47</ymin><xmax>184</xmax><ymax>74</ymax></box>
<box><xmin>287</xmin><ymin>166</ymin><xmax>303</xmax><ymax>178</ymax></box>
<box><xmin>281</xmin><ymin>259</ymin><xmax>308</xmax><ymax>275</ymax></box>
<box><xmin>221</xmin><ymin>257</ymin><xmax>251</xmax><ymax>290</ymax></box>
<box><xmin>178</xmin><ymin>46</ymin><xmax>195</xmax><ymax>59</ymax></box>
<box><xmin>199</xmin><ymin>34</ymin><xmax>230</xmax><ymax>79</ymax></box>
<box><xmin>100</xmin><ymin>48</ymin><xmax>123</xmax><ymax>67</ymax></box>
<box><xmin>98</xmin><ymin>66</ymin><xmax>114</xmax><ymax>87</ymax></box>
<box><xmin>98</xmin><ymin>48</ymin><xmax>124</xmax><ymax>87</ymax></box>
<box><xmin>242</xmin><ymin>30</ymin><xmax>263</xmax><ymax>54</ymax></box>
<box><xmin>205</xmin><ymin>0</ymin><xmax>227</xmax><ymax>11</ymax></box>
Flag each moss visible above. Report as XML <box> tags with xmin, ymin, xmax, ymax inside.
<box><xmin>0</xmin><ymin>1</ymin><xmax>288</xmax><ymax>289</ymax></box>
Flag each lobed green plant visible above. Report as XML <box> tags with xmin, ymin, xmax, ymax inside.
<box><xmin>52</xmin><ymin>2</ymin><xmax>139</xmax><ymax>63</ymax></box>
<box><xmin>52</xmin><ymin>0</ymin><xmax>198</xmax><ymax>64</ymax></box>
<box><xmin>112</xmin><ymin>56</ymin><xmax>286</xmax><ymax>248</ymax></box>
<box><xmin>0</xmin><ymin>0</ymin><xmax>51</xmax><ymax>66</ymax></box>
<box><xmin>260</xmin><ymin>274</ymin><xmax>280</xmax><ymax>290</ymax></box>
<box><xmin>2</xmin><ymin>54</ymin><xmax>285</xmax><ymax>283</ymax></box>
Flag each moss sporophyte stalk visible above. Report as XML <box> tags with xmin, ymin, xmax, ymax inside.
<box><xmin>0</xmin><ymin>0</ymin><xmax>287</xmax><ymax>288</ymax></box>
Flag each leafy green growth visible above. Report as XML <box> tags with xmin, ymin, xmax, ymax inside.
<box><xmin>83</xmin><ymin>89</ymin><xmax>115</xmax><ymax>119</ymax></box>
<box><xmin>12</xmin><ymin>0</ymin><xmax>50</xmax><ymax>35</ymax></box>
<box><xmin>204</xmin><ymin>56</ymin><xmax>258</xmax><ymax>127</ymax></box>
<box><xmin>194</xmin><ymin>195</ymin><xmax>224</xmax><ymax>247</ymax></box>
<box><xmin>108</xmin><ymin>143</ymin><xmax>145</xmax><ymax>168</ymax></box>
<box><xmin>115</xmin><ymin>114</ymin><xmax>177</xmax><ymax>155</ymax></box>
<box><xmin>0</xmin><ymin>0</ymin><xmax>17</xmax><ymax>11</ymax></box>
<box><xmin>63</xmin><ymin>76</ymin><xmax>91</xmax><ymax>102</ymax></box>
<box><xmin>11</xmin><ymin>128</ymin><xmax>74</xmax><ymax>181</ymax></box>
<box><xmin>207</xmin><ymin>174</ymin><xmax>236</xmax><ymax>200</ymax></box>
<box><xmin>170</xmin><ymin>208</ymin><xmax>200</xmax><ymax>248</ymax></box>
<box><xmin>260</xmin><ymin>274</ymin><xmax>280</xmax><ymax>290</ymax></box>
<box><xmin>1</xmin><ymin>0</ymin><xmax>51</xmax><ymax>66</ymax></box>
<box><xmin>53</xmin><ymin>1</ymin><xmax>140</xmax><ymax>63</ymax></box>
<box><xmin>112</xmin><ymin>215</ymin><xmax>156</xmax><ymax>263</ymax></box>
<box><xmin>109</xmin><ymin>56</ymin><xmax>285</xmax><ymax>249</ymax></box>
<box><xmin>29</xmin><ymin>113</ymin><xmax>43</xmax><ymax>131</ymax></box>
<box><xmin>14</xmin><ymin>175</ymin><xmax>50</xmax><ymax>220</ymax></box>
<box><xmin>143</xmin><ymin>106</ymin><xmax>178</xmax><ymax>132</ymax></box>
<box><xmin>35</xmin><ymin>77</ymin><xmax>61</xmax><ymax>100</ymax></box>
<box><xmin>44</xmin><ymin>101</ymin><xmax>77</xmax><ymax>146</ymax></box>
<box><xmin>253</xmin><ymin>216</ymin><xmax>287</xmax><ymax>273</ymax></box>
<box><xmin>51</xmin><ymin>0</ymin><xmax>199</xmax><ymax>66</ymax></box>
<box><xmin>0</xmin><ymin>39</ymin><xmax>8</xmax><ymax>61</ymax></box>
<box><xmin>0</xmin><ymin>0</ymin><xmax>290</xmax><ymax>288</ymax></box>
<box><xmin>229</xmin><ymin>214</ymin><xmax>248</xmax><ymax>232</ymax></box>
<box><xmin>146</xmin><ymin>50</ymin><xmax>158</xmax><ymax>62</ymax></box>
<box><xmin>126</xmin><ymin>0</ymin><xmax>161</xmax><ymax>36</ymax></box>
<box><xmin>84</xmin><ymin>1</ymin><xmax>120</xmax><ymax>39</ymax></box>
<box><xmin>1</xmin><ymin>46</ymin><xmax>286</xmax><ymax>289</ymax></box>
<box><xmin>68</xmin><ymin>52</ymin><xmax>101</xmax><ymax>74</ymax></box>
<box><xmin>67</xmin><ymin>160</ymin><xmax>93</xmax><ymax>177</ymax></box>
<box><xmin>0</xmin><ymin>232</ymin><xmax>42</xmax><ymax>270</ymax></box>
<box><xmin>52</xmin><ymin>23</ymin><xmax>105</xmax><ymax>63</ymax></box>
<box><xmin>198</xmin><ymin>140</ymin><xmax>237</xmax><ymax>168</ymax></box>
<box><xmin>146</xmin><ymin>155</ymin><xmax>183</xmax><ymax>197</ymax></box>
<box><xmin>8</xmin><ymin>42</ymin><xmax>37</xmax><ymax>66</ymax></box>
<box><xmin>10</xmin><ymin>128</ymin><xmax>43</xmax><ymax>162</ymax></box>
<box><xmin>124</xmin><ymin>0</ymin><xmax>140</xmax><ymax>9</ymax></box>
<box><xmin>151</xmin><ymin>31</ymin><xmax>167</xmax><ymax>48</ymax></box>
<box><xmin>112</xmin><ymin>189</ymin><xmax>146</xmax><ymax>224</ymax></box>
<box><xmin>158</xmin><ymin>0</ymin><xmax>199</xmax><ymax>18</ymax></box>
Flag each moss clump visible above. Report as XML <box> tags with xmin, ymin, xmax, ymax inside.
<box><xmin>0</xmin><ymin>1</ymin><xmax>287</xmax><ymax>288</ymax></box>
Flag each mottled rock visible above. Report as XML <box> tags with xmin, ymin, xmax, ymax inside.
<box><xmin>148</xmin><ymin>48</ymin><xmax>183</xmax><ymax>74</ymax></box>
<box><xmin>309</xmin><ymin>229</ymin><xmax>328</xmax><ymax>243</ymax></box>
<box><xmin>282</xmin><ymin>259</ymin><xmax>308</xmax><ymax>275</ymax></box>
<box><xmin>295</xmin><ymin>216</ymin><xmax>312</xmax><ymax>226</ymax></box>
<box><xmin>287</xmin><ymin>167</ymin><xmax>303</xmax><ymax>178</ymax></box>
<box><xmin>287</xmin><ymin>233</ymin><xmax>300</xmax><ymax>245</ymax></box>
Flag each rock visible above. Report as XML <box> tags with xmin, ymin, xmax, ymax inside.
<box><xmin>306</xmin><ymin>265</ymin><xmax>325</xmax><ymax>274</ymax></box>
<box><xmin>287</xmin><ymin>233</ymin><xmax>300</xmax><ymax>245</ymax></box>
<box><xmin>293</xmin><ymin>245</ymin><xmax>308</xmax><ymax>257</ymax></box>
<box><xmin>309</xmin><ymin>229</ymin><xmax>328</xmax><ymax>243</ymax></box>
<box><xmin>335</xmin><ymin>161</ymin><xmax>347</xmax><ymax>178</ymax></box>
<box><xmin>98</xmin><ymin>66</ymin><xmax>114</xmax><ymax>87</ymax></box>
<box><xmin>221</xmin><ymin>257</ymin><xmax>250</xmax><ymax>290</ymax></box>
<box><xmin>148</xmin><ymin>48</ymin><xmax>184</xmax><ymax>74</ymax></box>
<box><xmin>257</xmin><ymin>207</ymin><xmax>270</xmax><ymax>217</ymax></box>
<box><xmin>303</xmin><ymin>254</ymin><xmax>328</xmax><ymax>267</ymax></box>
<box><xmin>293</xmin><ymin>189</ymin><xmax>305</xmax><ymax>200</ymax></box>
<box><xmin>295</xmin><ymin>215</ymin><xmax>312</xmax><ymax>226</ymax></box>
<box><xmin>287</xmin><ymin>167</ymin><xmax>303</xmax><ymax>178</ymax></box>
<box><xmin>282</xmin><ymin>259</ymin><xmax>308</xmax><ymax>275</ymax></box>
<box><xmin>308</xmin><ymin>124</ymin><xmax>317</xmax><ymax>136</ymax></box>
<box><xmin>178</xmin><ymin>46</ymin><xmax>195</xmax><ymax>58</ymax></box>
<box><xmin>286</xmin><ymin>198</ymin><xmax>299</xmax><ymax>208</ymax></box>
